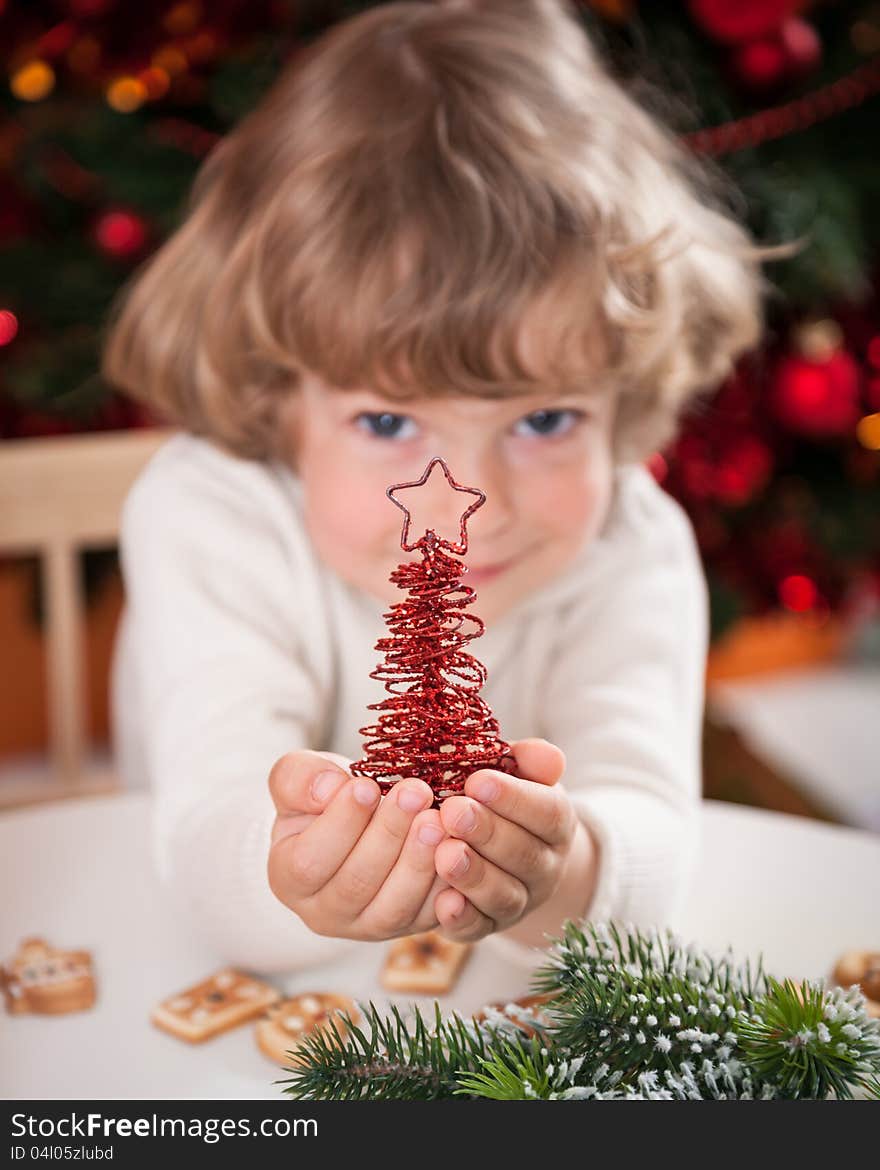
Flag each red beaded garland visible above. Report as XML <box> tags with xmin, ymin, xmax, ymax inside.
<box><xmin>684</xmin><ymin>54</ymin><xmax>880</xmax><ymax>157</ymax></box>
<box><xmin>349</xmin><ymin>457</ymin><xmax>517</xmax><ymax>807</ymax></box>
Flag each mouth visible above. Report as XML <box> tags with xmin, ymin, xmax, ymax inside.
<box><xmin>463</xmin><ymin>557</ymin><xmax>516</xmax><ymax>583</ymax></box>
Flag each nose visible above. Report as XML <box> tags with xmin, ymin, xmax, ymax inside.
<box><xmin>423</xmin><ymin>452</ymin><xmax>515</xmax><ymax>550</ymax></box>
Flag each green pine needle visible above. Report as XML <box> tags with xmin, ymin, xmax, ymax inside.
<box><xmin>277</xmin><ymin>1000</ymin><xmax>516</xmax><ymax>1101</ymax></box>
<box><xmin>274</xmin><ymin>922</ymin><xmax>880</xmax><ymax>1101</ymax></box>
<box><xmin>737</xmin><ymin>976</ymin><xmax>880</xmax><ymax>1100</ymax></box>
<box><xmin>455</xmin><ymin>1036</ymin><xmax>558</xmax><ymax>1101</ymax></box>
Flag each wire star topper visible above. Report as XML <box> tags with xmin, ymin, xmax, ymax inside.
<box><xmin>387</xmin><ymin>455</ymin><xmax>485</xmax><ymax>557</ymax></box>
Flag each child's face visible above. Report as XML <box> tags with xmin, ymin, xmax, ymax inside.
<box><xmin>282</xmin><ymin>372</ymin><xmax>616</xmax><ymax>627</ymax></box>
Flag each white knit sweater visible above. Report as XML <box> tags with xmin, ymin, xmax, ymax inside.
<box><xmin>111</xmin><ymin>431</ymin><xmax>709</xmax><ymax>974</ymax></box>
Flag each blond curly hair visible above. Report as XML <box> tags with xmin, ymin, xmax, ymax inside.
<box><xmin>101</xmin><ymin>0</ymin><xmax>789</xmax><ymax>465</ymax></box>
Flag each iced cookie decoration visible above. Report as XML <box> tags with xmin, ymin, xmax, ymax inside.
<box><xmin>1</xmin><ymin>937</ymin><xmax>96</xmax><ymax>1016</ymax></box>
<box><xmin>380</xmin><ymin>929</ymin><xmax>472</xmax><ymax>995</ymax></box>
<box><xmin>473</xmin><ymin>991</ymin><xmax>556</xmax><ymax>1038</ymax></box>
<box><xmin>255</xmin><ymin>992</ymin><xmax>360</xmax><ymax>1066</ymax></box>
<box><xmin>151</xmin><ymin>968</ymin><xmax>281</xmax><ymax>1042</ymax></box>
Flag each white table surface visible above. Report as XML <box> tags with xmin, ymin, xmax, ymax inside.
<box><xmin>2</xmin><ymin>793</ymin><xmax>879</xmax><ymax>1100</ymax></box>
<box><xmin>709</xmin><ymin>663</ymin><xmax>880</xmax><ymax>831</ymax></box>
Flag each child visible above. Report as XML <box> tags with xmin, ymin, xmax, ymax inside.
<box><xmin>103</xmin><ymin>0</ymin><xmax>774</xmax><ymax>974</ymax></box>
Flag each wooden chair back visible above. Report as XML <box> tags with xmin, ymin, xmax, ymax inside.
<box><xmin>0</xmin><ymin>427</ymin><xmax>173</xmax><ymax>798</ymax></box>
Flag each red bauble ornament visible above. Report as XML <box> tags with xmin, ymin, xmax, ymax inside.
<box><xmin>674</xmin><ymin>434</ymin><xmax>715</xmax><ymax>501</ymax></box>
<box><xmin>778</xmin><ymin>573</ymin><xmax>820</xmax><ymax>612</ymax></box>
<box><xmin>671</xmin><ymin>423</ymin><xmax>772</xmax><ymax>507</ymax></box>
<box><xmin>349</xmin><ymin>457</ymin><xmax>517</xmax><ymax>806</ymax></box>
<box><xmin>688</xmin><ymin>0</ymin><xmax>799</xmax><ymax>44</ymax></box>
<box><xmin>713</xmin><ymin>434</ymin><xmax>774</xmax><ymax>506</ymax></box>
<box><xmin>779</xmin><ymin>17</ymin><xmax>822</xmax><ymax>77</ymax></box>
<box><xmin>0</xmin><ymin>309</ymin><xmax>18</xmax><ymax>346</ymax></box>
<box><xmin>732</xmin><ymin>36</ymin><xmax>789</xmax><ymax>89</ymax></box>
<box><xmin>92</xmin><ymin>208</ymin><xmax>148</xmax><ymax>259</ymax></box>
<box><xmin>772</xmin><ymin>321</ymin><xmax>862</xmax><ymax>438</ymax></box>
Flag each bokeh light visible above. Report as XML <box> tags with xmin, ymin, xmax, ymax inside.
<box><xmin>106</xmin><ymin>76</ymin><xmax>148</xmax><ymax>113</ymax></box>
<box><xmin>0</xmin><ymin>309</ymin><xmax>19</xmax><ymax>346</ymax></box>
<box><xmin>10</xmin><ymin>61</ymin><xmax>55</xmax><ymax>102</ymax></box>
<box><xmin>856</xmin><ymin>412</ymin><xmax>880</xmax><ymax>450</ymax></box>
<box><xmin>779</xmin><ymin>574</ymin><xmax>820</xmax><ymax>613</ymax></box>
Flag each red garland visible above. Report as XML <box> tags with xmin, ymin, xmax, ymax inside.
<box><xmin>349</xmin><ymin>457</ymin><xmax>517</xmax><ymax>807</ymax></box>
<box><xmin>683</xmin><ymin>54</ymin><xmax>880</xmax><ymax>157</ymax></box>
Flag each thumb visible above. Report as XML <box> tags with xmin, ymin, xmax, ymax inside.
<box><xmin>506</xmin><ymin>738</ymin><xmax>566</xmax><ymax>786</ymax></box>
<box><xmin>268</xmin><ymin>750</ymin><xmax>356</xmax><ymax>850</ymax></box>
<box><xmin>268</xmin><ymin>749</ymin><xmax>354</xmax><ymax>817</ymax></box>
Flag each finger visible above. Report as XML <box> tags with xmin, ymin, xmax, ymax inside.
<box><xmin>268</xmin><ymin>750</ymin><xmax>353</xmax><ymax>816</ymax></box>
<box><xmin>506</xmin><ymin>738</ymin><xmax>566</xmax><ymax>786</ymax></box>
<box><xmin>434</xmin><ymin>887</ymin><xmax>494</xmax><ymax>943</ymax></box>
<box><xmin>463</xmin><ymin>768</ymin><xmax>575</xmax><ymax>848</ymax></box>
<box><xmin>318</xmin><ymin>779</ymin><xmax>436</xmax><ymax>920</ymax></box>
<box><xmin>438</xmin><ymin>795</ymin><xmax>557</xmax><ymax>897</ymax></box>
<box><xmin>361</xmin><ymin>810</ymin><xmax>449</xmax><ymax>936</ymax></box>
<box><xmin>435</xmin><ymin>839</ymin><xmax>528</xmax><ymax>930</ymax></box>
<box><xmin>410</xmin><ymin>873</ymin><xmax>452</xmax><ymax>935</ymax></box>
<box><xmin>270</xmin><ymin>810</ymin><xmax>318</xmax><ymax>849</ymax></box>
<box><xmin>270</xmin><ymin>775</ymin><xmax>381</xmax><ymax>899</ymax></box>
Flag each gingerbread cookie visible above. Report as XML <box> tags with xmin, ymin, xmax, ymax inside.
<box><xmin>255</xmin><ymin>992</ymin><xmax>360</xmax><ymax>1066</ymax></box>
<box><xmin>831</xmin><ymin>951</ymin><xmax>880</xmax><ymax>1018</ymax></box>
<box><xmin>1</xmin><ymin>938</ymin><xmax>95</xmax><ymax>1016</ymax></box>
<box><xmin>380</xmin><ymin>930</ymin><xmax>472</xmax><ymax>995</ymax></box>
<box><xmin>151</xmin><ymin>969</ymin><xmax>281</xmax><ymax>1043</ymax></box>
<box><xmin>473</xmin><ymin>991</ymin><xmax>556</xmax><ymax>1037</ymax></box>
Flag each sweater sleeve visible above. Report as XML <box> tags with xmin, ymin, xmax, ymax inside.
<box><xmin>537</xmin><ymin>487</ymin><xmax>709</xmax><ymax>936</ymax></box>
<box><xmin>482</xmin><ymin>475</ymin><xmax>709</xmax><ymax>974</ymax></box>
<box><xmin>115</xmin><ymin>440</ymin><xmax>359</xmax><ymax>974</ymax></box>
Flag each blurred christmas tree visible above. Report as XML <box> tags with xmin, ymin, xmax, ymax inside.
<box><xmin>1</xmin><ymin>0</ymin><xmax>879</xmax><ymax>640</ymax></box>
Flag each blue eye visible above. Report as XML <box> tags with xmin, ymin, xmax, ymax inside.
<box><xmin>354</xmin><ymin>412</ymin><xmax>418</xmax><ymax>440</ymax></box>
<box><xmin>515</xmin><ymin>409</ymin><xmax>583</xmax><ymax>438</ymax></box>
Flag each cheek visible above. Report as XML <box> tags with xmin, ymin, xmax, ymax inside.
<box><xmin>526</xmin><ymin>456</ymin><xmax>614</xmax><ymax>544</ymax></box>
<box><xmin>299</xmin><ymin>458</ymin><xmax>393</xmax><ymax>565</ymax></box>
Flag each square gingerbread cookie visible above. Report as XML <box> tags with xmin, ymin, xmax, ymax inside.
<box><xmin>151</xmin><ymin>969</ymin><xmax>281</xmax><ymax>1043</ymax></box>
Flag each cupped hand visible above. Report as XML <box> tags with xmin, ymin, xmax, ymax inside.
<box><xmin>267</xmin><ymin>750</ymin><xmax>451</xmax><ymax>941</ymax></box>
<box><xmin>430</xmin><ymin>737</ymin><xmax>580</xmax><ymax>942</ymax></box>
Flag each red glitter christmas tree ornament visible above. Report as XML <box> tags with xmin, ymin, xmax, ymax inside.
<box><xmin>349</xmin><ymin>456</ymin><xmax>518</xmax><ymax>807</ymax></box>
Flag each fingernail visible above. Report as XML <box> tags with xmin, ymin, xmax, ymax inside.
<box><xmin>471</xmin><ymin>774</ymin><xmax>499</xmax><ymax>803</ymax></box>
<box><xmin>353</xmin><ymin>779</ymin><xmax>379</xmax><ymax>807</ymax></box>
<box><xmin>397</xmin><ymin>784</ymin><xmax>428</xmax><ymax>813</ymax></box>
<box><xmin>449</xmin><ymin>848</ymin><xmax>470</xmax><ymax>878</ymax></box>
<box><xmin>454</xmin><ymin>805</ymin><xmax>477</xmax><ymax>834</ymax></box>
<box><xmin>311</xmin><ymin>770</ymin><xmax>344</xmax><ymax>805</ymax></box>
<box><xmin>449</xmin><ymin>892</ymin><xmax>467</xmax><ymax>918</ymax></box>
<box><xmin>418</xmin><ymin>823</ymin><xmax>444</xmax><ymax>846</ymax></box>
